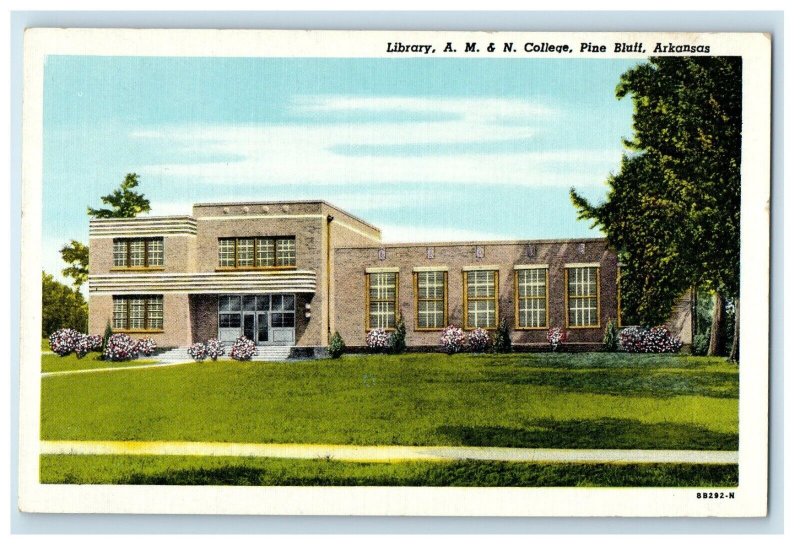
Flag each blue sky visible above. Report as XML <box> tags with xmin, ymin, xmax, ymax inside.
<box><xmin>42</xmin><ymin>55</ymin><xmax>642</xmax><ymax>286</ymax></box>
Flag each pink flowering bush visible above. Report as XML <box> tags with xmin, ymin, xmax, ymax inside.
<box><xmin>230</xmin><ymin>336</ymin><xmax>257</xmax><ymax>361</ymax></box>
<box><xmin>547</xmin><ymin>327</ymin><xmax>569</xmax><ymax>352</ymax></box>
<box><xmin>205</xmin><ymin>338</ymin><xmax>226</xmax><ymax>361</ymax></box>
<box><xmin>467</xmin><ymin>328</ymin><xmax>492</xmax><ymax>353</ymax></box>
<box><xmin>103</xmin><ymin>333</ymin><xmax>139</xmax><ymax>361</ymax></box>
<box><xmin>135</xmin><ymin>337</ymin><xmax>157</xmax><ymax>357</ymax></box>
<box><xmin>619</xmin><ymin>326</ymin><xmax>682</xmax><ymax>353</ymax></box>
<box><xmin>48</xmin><ymin>328</ymin><xmax>81</xmax><ymax>356</ymax></box>
<box><xmin>73</xmin><ymin>334</ymin><xmax>90</xmax><ymax>358</ymax></box>
<box><xmin>366</xmin><ymin>328</ymin><xmax>390</xmax><ymax>352</ymax></box>
<box><xmin>85</xmin><ymin>334</ymin><xmax>103</xmax><ymax>352</ymax></box>
<box><xmin>440</xmin><ymin>325</ymin><xmax>466</xmax><ymax>355</ymax></box>
<box><xmin>187</xmin><ymin>342</ymin><xmax>207</xmax><ymax>362</ymax></box>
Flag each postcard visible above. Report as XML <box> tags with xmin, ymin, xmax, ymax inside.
<box><xmin>18</xmin><ymin>28</ymin><xmax>771</xmax><ymax>516</ymax></box>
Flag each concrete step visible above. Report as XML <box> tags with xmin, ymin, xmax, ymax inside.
<box><xmin>156</xmin><ymin>346</ymin><xmax>293</xmax><ymax>362</ymax></box>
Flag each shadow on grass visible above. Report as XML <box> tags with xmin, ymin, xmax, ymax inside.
<box><xmin>486</xmin><ymin>368</ymin><xmax>739</xmax><ymax>399</ymax></box>
<box><xmin>436</xmin><ymin>418</ymin><xmax>739</xmax><ymax>450</ymax></box>
<box><xmin>115</xmin><ymin>461</ymin><xmax>737</xmax><ymax>487</ymax></box>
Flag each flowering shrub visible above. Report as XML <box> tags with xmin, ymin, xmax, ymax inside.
<box><xmin>467</xmin><ymin>328</ymin><xmax>492</xmax><ymax>353</ymax></box>
<box><xmin>135</xmin><ymin>337</ymin><xmax>157</xmax><ymax>357</ymax></box>
<box><xmin>205</xmin><ymin>338</ymin><xmax>226</xmax><ymax>361</ymax></box>
<box><xmin>547</xmin><ymin>327</ymin><xmax>568</xmax><ymax>352</ymax></box>
<box><xmin>366</xmin><ymin>328</ymin><xmax>390</xmax><ymax>352</ymax></box>
<box><xmin>230</xmin><ymin>336</ymin><xmax>257</xmax><ymax>361</ymax></box>
<box><xmin>440</xmin><ymin>325</ymin><xmax>466</xmax><ymax>355</ymax></box>
<box><xmin>188</xmin><ymin>342</ymin><xmax>207</xmax><ymax>362</ymax></box>
<box><xmin>48</xmin><ymin>328</ymin><xmax>80</xmax><ymax>356</ymax></box>
<box><xmin>86</xmin><ymin>334</ymin><xmax>103</xmax><ymax>352</ymax></box>
<box><xmin>103</xmin><ymin>333</ymin><xmax>139</xmax><ymax>361</ymax></box>
<box><xmin>73</xmin><ymin>334</ymin><xmax>90</xmax><ymax>358</ymax></box>
<box><xmin>619</xmin><ymin>326</ymin><xmax>682</xmax><ymax>353</ymax></box>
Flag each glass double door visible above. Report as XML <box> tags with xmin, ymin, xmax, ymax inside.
<box><xmin>218</xmin><ymin>294</ymin><xmax>295</xmax><ymax>345</ymax></box>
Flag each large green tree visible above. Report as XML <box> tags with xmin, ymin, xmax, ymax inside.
<box><xmin>42</xmin><ymin>272</ymin><xmax>87</xmax><ymax>337</ymax></box>
<box><xmin>60</xmin><ymin>173</ymin><xmax>151</xmax><ymax>290</ymax></box>
<box><xmin>59</xmin><ymin>240</ymin><xmax>89</xmax><ymax>288</ymax></box>
<box><xmin>87</xmin><ymin>172</ymin><xmax>151</xmax><ymax>218</ymax></box>
<box><xmin>570</xmin><ymin>57</ymin><xmax>741</xmax><ymax>360</ymax></box>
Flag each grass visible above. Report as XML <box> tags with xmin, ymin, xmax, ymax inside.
<box><xmin>41</xmin><ymin>352</ymin><xmax>738</xmax><ymax>450</ymax></box>
<box><xmin>42</xmin><ymin>353</ymin><xmax>158</xmax><ymax>374</ymax></box>
<box><xmin>39</xmin><ymin>454</ymin><xmax>738</xmax><ymax>487</ymax></box>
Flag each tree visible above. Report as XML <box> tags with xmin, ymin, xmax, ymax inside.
<box><xmin>87</xmin><ymin>172</ymin><xmax>151</xmax><ymax>218</ymax></box>
<box><xmin>60</xmin><ymin>173</ymin><xmax>151</xmax><ymax>288</ymax></box>
<box><xmin>570</xmin><ymin>57</ymin><xmax>741</xmax><ymax>360</ymax></box>
<box><xmin>42</xmin><ymin>272</ymin><xmax>88</xmax><ymax>337</ymax></box>
<box><xmin>59</xmin><ymin>240</ymin><xmax>89</xmax><ymax>289</ymax></box>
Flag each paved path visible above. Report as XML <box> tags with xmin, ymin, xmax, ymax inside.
<box><xmin>41</xmin><ymin>360</ymin><xmax>196</xmax><ymax>378</ymax></box>
<box><xmin>40</xmin><ymin>440</ymin><xmax>738</xmax><ymax>464</ymax></box>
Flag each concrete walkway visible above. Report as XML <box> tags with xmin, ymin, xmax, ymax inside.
<box><xmin>41</xmin><ymin>360</ymin><xmax>197</xmax><ymax>378</ymax></box>
<box><xmin>40</xmin><ymin>440</ymin><xmax>738</xmax><ymax>464</ymax></box>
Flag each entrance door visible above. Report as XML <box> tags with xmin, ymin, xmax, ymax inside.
<box><xmin>242</xmin><ymin>312</ymin><xmax>256</xmax><ymax>341</ymax></box>
<box><xmin>257</xmin><ymin>311</ymin><xmax>269</xmax><ymax>344</ymax></box>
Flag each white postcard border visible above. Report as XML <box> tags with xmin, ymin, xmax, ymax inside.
<box><xmin>18</xmin><ymin>28</ymin><xmax>772</xmax><ymax>517</ymax></box>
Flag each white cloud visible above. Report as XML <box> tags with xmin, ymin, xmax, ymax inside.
<box><xmin>292</xmin><ymin>95</ymin><xmax>555</xmax><ymax>122</ymax></box>
<box><xmin>132</xmin><ymin>95</ymin><xmax>619</xmax><ymax>189</ymax></box>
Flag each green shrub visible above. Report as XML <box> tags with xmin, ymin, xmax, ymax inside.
<box><xmin>603</xmin><ymin>319</ymin><xmax>618</xmax><ymax>352</ymax></box>
<box><xmin>492</xmin><ymin>318</ymin><xmax>512</xmax><ymax>353</ymax></box>
<box><xmin>388</xmin><ymin>314</ymin><xmax>407</xmax><ymax>354</ymax></box>
<box><xmin>328</xmin><ymin>331</ymin><xmax>346</xmax><ymax>359</ymax></box>
<box><xmin>100</xmin><ymin>320</ymin><xmax>113</xmax><ymax>360</ymax></box>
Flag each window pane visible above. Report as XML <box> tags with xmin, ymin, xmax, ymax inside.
<box><xmin>218</xmin><ymin>239</ymin><xmax>235</xmax><ymax>267</ymax></box>
<box><xmin>219</xmin><ymin>295</ymin><xmax>241</xmax><ymax>312</ymax></box>
<box><xmin>466</xmin><ymin>270</ymin><xmax>497</xmax><ymax>328</ymax></box>
<box><xmin>257</xmin><ymin>296</ymin><xmax>270</xmax><ymax>311</ymax></box>
<box><xmin>416</xmin><ymin>271</ymin><xmax>445</xmax><ymax>328</ymax></box>
<box><xmin>567</xmin><ymin>267</ymin><xmax>599</xmax><ymax>327</ymax></box>
<box><xmin>129</xmin><ymin>298</ymin><xmax>146</xmax><ymax>329</ymax></box>
<box><xmin>113</xmin><ymin>297</ymin><xmax>127</xmax><ymax>329</ymax></box>
<box><xmin>236</xmin><ymin>238</ymin><xmax>254</xmax><ymax>267</ymax></box>
<box><xmin>128</xmin><ymin>241</ymin><xmax>145</xmax><ymax>267</ymax></box>
<box><xmin>219</xmin><ymin>313</ymin><xmax>241</xmax><ymax>328</ymax></box>
<box><xmin>242</xmin><ymin>295</ymin><xmax>256</xmax><ymax>311</ymax></box>
<box><xmin>256</xmin><ymin>238</ymin><xmax>275</xmax><ymax>267</ymax></box>
<box><xmin>113</xmin><ymin>241</ymin><xmax>127</xmax><ymax>267</ymax></box>
<box><xmin>148</xmin><ymin>239</ymin><xmax>164</xmax><ymax>267</ymax></box>
<box><xmin>276</xmin><ymin>238</ymin><xmax>296</xmax><ymax>266</ymax></box>
<box><xmin>147</xmin><ymin>296</ymin><xmax>163</xmax><ymax>330</ymax></box>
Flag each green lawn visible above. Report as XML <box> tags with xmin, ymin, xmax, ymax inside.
<box><xmin>42</xmin><ymin>353</ymin><xmax>158</xmax><ymax>374</ymax></box>
<box><xmin>40</xmin><ymin>454</ymin><xmax>738</xmax><ymax>487</ymax></box>
<box><xmin>41</xmin><ymin>352</ymin><xmax>738</xmax><ymax>450</ymax></box>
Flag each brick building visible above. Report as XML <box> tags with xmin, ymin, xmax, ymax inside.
<box><xmin>87</xmin><ymin>200</ymin><xmax>692</xmax><ymax>354</ymax></box>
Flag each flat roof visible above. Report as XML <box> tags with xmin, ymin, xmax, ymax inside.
<box><xmin>191</xmin><ymin>200</ymin><xmax>381</xmax><ymax>233</ymax></box>
<box><xmin>334</xmin><ymin>237</ymin><xmax>608</xmax><ymax>250</ymax></box>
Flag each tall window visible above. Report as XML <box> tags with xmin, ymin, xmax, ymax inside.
<box><xmin>217</xmin><ymin>237</ymin><xmax>296</xmax><ymax>268</ymax></box>
<box><xmin>415</xmin><ymin>271</ymin><xmax>447</xmax><ymax>329</ymax></box>
<box><xmin>566</xmin><ymin>266</ymin><xmax>600</xmax><ymax>327</ymax></box>
<box><xmin>516</xmin><ymin>267</ymin><xmax>548</xmax><ymax>329</ymax></box>
<box><xmin>366</xmin><ymin>272</ymin><xmax>398</xmax><ymax>329</ymax></box>
<box><xmin>112</xmin><ymin>295</ymin><xmax>164</xmax><ymax>330</ymax></box>
<box><xmin>113</xmin><ymin>238</ymin><xmax>164</xmax><ymax>268</ymax></box>
<box><xmin>464</xmin><ymin>270</ymin><xmax>498</xmax><ymax>329</ymax></box>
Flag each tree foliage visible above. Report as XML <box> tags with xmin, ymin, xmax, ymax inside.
<box><xmin>42</xmin><ymin>272</ymin><xmax>87</xmax><ymax>337</ymax></box>
<box><xmin>59</xmin><ymin>240</ymin><xmax>89</xmax><ymax>289</ymax></box>
<box><xmin>87</xmin><ymin>173</ymin><xmax>151</xmax><ymax>218</ymax></box>
<box><xmin>571</xmin><ymin>56</ymin><xmax>741</xmax><ymax>328</ymax></box>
